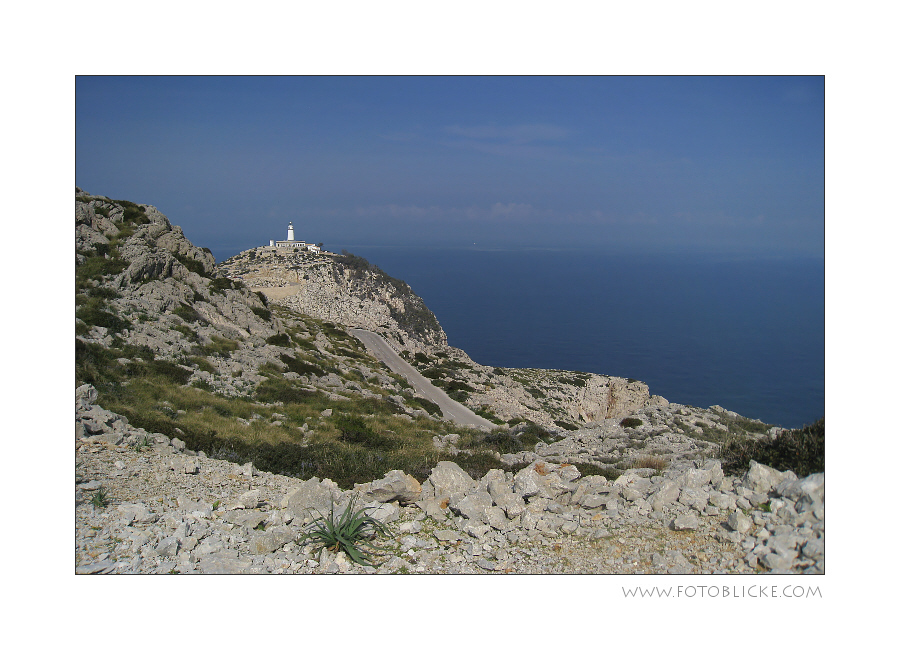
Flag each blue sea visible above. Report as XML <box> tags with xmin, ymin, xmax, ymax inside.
<box><xmin>214</xmin><ymin>245</ymin><xmax>825</xmax><ymax>429</ymax></box>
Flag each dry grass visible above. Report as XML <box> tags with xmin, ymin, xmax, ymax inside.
<box><xmin>631</xmin><ymin>455</ymin><xmax>669</xmax><ymax>472</ymax></box>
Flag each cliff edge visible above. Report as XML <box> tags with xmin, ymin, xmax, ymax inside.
<box><xmin>218</xmin><ymin>247</ymin><xmax>447</xmax><ymax>353</ymax></box>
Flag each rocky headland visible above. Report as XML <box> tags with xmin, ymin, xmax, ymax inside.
<box><xmin>75</xmin><ymin>188</ymin><xmax>824</xmax><ymax>574</ymax></box>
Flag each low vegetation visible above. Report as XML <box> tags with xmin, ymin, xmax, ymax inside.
<box><xmin>721</xmin><ymin>418</ymin><xmax>824</xmax><ymax>477</ymax></box>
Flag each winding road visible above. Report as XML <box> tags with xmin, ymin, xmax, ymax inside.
<box><xmin>350</xmin><ymin>328</ymin><xmax>497</xmax><ymax>429</ymax></box>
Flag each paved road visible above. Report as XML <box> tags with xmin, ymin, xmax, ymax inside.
<box><xmin>350</xmin><ymin>328</ymin><xmax>497</xmax><ymax>429</ymax></box>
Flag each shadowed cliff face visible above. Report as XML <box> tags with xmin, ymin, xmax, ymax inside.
<box><xmin>217</xmin><ymin>247</ymin><xmax>447</xmax><ymax>352</ymax></box>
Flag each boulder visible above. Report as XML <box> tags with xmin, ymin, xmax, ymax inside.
<box><xmin>487</xmin><ymin>478</ymin><xmax>526</xmax><ymax>519</ymax></box>
<box><xmin>76</xmin><ymin>383</ymin><xmax>98</xmax><ymax>409</ymax></box>
<box><xmin>117</xmin><ymin>502</ymin><xmax>156</xmax><ymax>524</ymax></box>
<box><xmin>680</xmin><ymin>467</ymin><xmax>712</xmax><ymax>489</ymax></box>
<box><xmin>513</xmin><ymin>461</ymin><xmax>575</xmax><ymax>500</ymax></box>
<box><xmin>649</xmin><ymin>480</ymin><xmax>680</xmax><ymax>512</ymax></box>
<box><xmin>425</xmin><ymin>461</ymin><xmax>477</xmax><ymax>503</ymax></box>
<box><xmin>678</xmin><ymin>488</ymin><xmax>709</xmax><ymax>511</ymax></box>
<box><xmin>156</xmin><ymin>536</ymin><xmax>180</xmax><ymax>558</ymax></box>
<box><xmin>742</xmin><ymin>460</ymin><xmax>784</xmax><ymax>494</ymax></box>
<box><xmin>235</xmin><ymin>489</ymin><xmax>261</xmax><ymax>510</ymax></box>
<box><xmin>453</xmin><ymin>491</ymin><xmax>494</xmax><ymax>523</ymax></box>
<box><xmin>361</xmin><ymin>470</ymin><xmax>422</xmax><ymax>505</ymax></box>
<box><xmin>364</xmin><ymin>501</ymin><xmax>400</xmax><ymax>524</ymax></box>
<box><xmin>672</xmin><ymin>513</ymin><xmax>700</xmax><ymax>531</ymax></box>
<box><xmin>726</xmin><ymin>511</ymin><xmax>752</xmax><ymax>534</ymax></box>
<box><xmin>281</xmin><ymin>478</ymin><xmax>344</xmax><ymax>519</ymax></box>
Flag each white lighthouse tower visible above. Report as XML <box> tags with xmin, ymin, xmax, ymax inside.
<box><xmin>271</xmin><ymin>221</ymin><xmax>318</xmax><ymax>252</ymax></box>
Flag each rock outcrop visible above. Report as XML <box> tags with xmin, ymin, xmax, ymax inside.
<box><xmin>218</xmin><ymin>247</ymin><xmax>447</xmax><ymax>353</ymax></box>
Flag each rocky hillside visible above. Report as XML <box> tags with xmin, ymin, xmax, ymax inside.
<box><xmin>401</xmin><ymin>346</ymin><xmax>651</xmax><ymax>429</ymax></box>
<box><xmin>75</xmin><ymin>188</ymin><xmax>823</xmax><ymax>575</ymax></box>
<box><xmin>218</xmin><ymin>247</ymin><xmax>447</xmax><ymax>353</ymax></box>
<box><xmin>217</xmin><ymin>245</ymin><xmax>652</xmax><ymax>429</ymax></box>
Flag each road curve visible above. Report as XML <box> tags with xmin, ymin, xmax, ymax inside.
<box><xmin>350</xmin><ymin>328</ymin><xmax>497</xmax><ymax>429</ymax></box>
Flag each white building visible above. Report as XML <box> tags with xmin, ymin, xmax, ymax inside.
<box><xmin>270</xmin><ymin>222</ymin><xmax>308</xmax><ymax>249</ymax></box>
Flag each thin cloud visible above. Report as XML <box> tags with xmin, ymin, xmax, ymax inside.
<box><xmin>350</xmin><ymin>202</ymin><xmax>549</xmax><ymax>223</ymax></box>
<box><xmin>444</xmin><ymin>123</ymin><xmax>570</xmax><ymax>145</ymax></box>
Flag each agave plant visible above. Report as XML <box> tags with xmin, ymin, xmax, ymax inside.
<box><xmin>91</xmin><ymin>486</ymin><xmax>109</xmax><ymax>509</ymax></box>
<box><xmin>299</xmin><ymin>495</ymin><xmax>390</xmax><ymax>566</ymax></box>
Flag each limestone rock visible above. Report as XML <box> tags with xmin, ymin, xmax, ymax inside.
<box><xmin>649</xmin><ymin>480</ymin><xmax>680</xmax><ymax>512</ymax></box>
<box><xmin>281</xmin><ymin>478</ymin><xmax>344</xmax><ymax>519</ymax></box>
<box><xmin>672</xmin><ymin>513</ymin><xmax>700</xmax><ymax>531</ymax></box>
<box><xmin>424</xmin><ymin>461</ymin><xmax>477</xmax><ymax>504</ymax></box>
<box><xmin>360</xmin><ymin>470</ymin><xmax>422</xmax><ymax>505</ymax></box>
<box><xmin>726</xmin><ymin>511</ymin><xmax>752</xmax><ymax>534</ymax></box>
<box><xmin>742</xmin><ymin>460</ymin><xmax>784</xmax><ymax>494</ymax></box>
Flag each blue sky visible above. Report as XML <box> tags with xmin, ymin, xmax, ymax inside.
<box><xmin>76</xmin><ymin>76</ymin><xmax>824</xmax><ymax>261</ymax></box>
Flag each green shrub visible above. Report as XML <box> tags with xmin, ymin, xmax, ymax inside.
<box><xmin>621</xmin><ymin>417</ymin><xmax>643</xmax><ymax>428</ymax></box>
<box><xmin>334</xmin><ymin>414</ymin><xmax>394</xmax><ymax>450</ymax></box>
<box><xmin>201</xmin><ymin>335</ymin><xmax>239</xmax><ymax>357</ymax></box>
<box><xmin>209</xmin><ymin>277</ymin><xmax>236</xmax><ymax>295</ymax></box>
<box><xmin>405</xmin><ymin>397</ymin><xmax>442</xmax><ymax>417</ymax></box>
<box><xmin>721</xmin><ymin>418</ymin><xmax>824</xmax><ymax>477</ymax></box>
<box><xmin>445</xmin><ymin>380</ymin><xmax>474</xmax><ymax>393</ymax></box>
<box><xmin>76</xmin><ymin>254</ymin><xmax>128</xmax><ymax>284</ymax></box>
<box><xmin>447</xmin><ymin>390</ymin><xmax>470</xmax><ymax>403</ymax></box>
<box><xmin>75</xmin><ymin>301</ymin><xmax>129</xmax><ymax>334</ymax></box>
<box><xmin>174</xmin><ymin>303</ymin><xmax>203</xmax><ymax>323</ymax></box>
<box><xmin>125</xmin><ymin>359</ymin><xmax>193</xmax><ymax>385</ymax></box>
<box><xmin>470</xmin><ymin>406</ymin><xmax>505</xmax><ymax>426</ymax></box>
<box><xmin>173</xmin><ymin>324</ymin><xmax>199</xmax><ymax>341</ymax></box>
<box><xmin>516</xmin><ymin>422</ymin><xmax>559</xmax><ymax>448</ymax></box>
<box><xmin>421</xmin><ymin>367</ymin><xmax>444</xmax><ymax>380</ymax></box>
<box><xmin>76</xmin><ymin>339</ymin><xmax>124</xmax><ymax>386</ymax></box>
<box><xmin>446</xmin><ymin>451</ymin><xmax>520</xmax><ymax>481</ymax></box>
<box><xmin>118</xmin><ymin>344</ymin><xmax>155</xmax><ymax>362</ymax></box>
<box><xmin>473</xmin><ymin>429</ymin><xmax>525</xmax><ymax>455</ymax></box>
<box><xmin>187</xmin><ymin>356</ymin><xmax>216</xmax><ymax>373</ymax></box>
<box><xmin>174</xmin><ymin>253</ymin><xmax>209</xmax><ymax>278</ymax></box>
<box><xmin>251</xmin><ymin>306</ymin><xmax>271</xmax><ymax>321</ymax></box>
<box><xmin>255</xmin><ymin>378</ymin><xmax>319</xmax><ymax>404</ymax></box>
<box><xmin>573</xmin><ymin>463</ymin><xmax>622</xmax><ymax>481</ymax></box>
<box><xmin>266</xmin><ymin>333</ymin><xmax>292</xmax><ymax>347</ymax></box>
<box><xmin>279</xmin><ymin>353</ymin><xmax>325</xmax><ymax>377</ymax></box>
<box><xmin>87</xmin><ymin>285</ymin><xmax>120</xmax><ymax>300</ymax></box>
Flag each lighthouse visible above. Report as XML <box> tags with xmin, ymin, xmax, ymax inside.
<box><xmin>271</xmin><ymin>221</ymin><xmax>320</xmax><ymax>252</ymax></box>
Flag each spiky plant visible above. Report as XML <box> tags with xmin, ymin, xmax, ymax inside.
<box><xmin>299</xmin><ymin>496</ymin><xmax>390</xmax><ymax>566</ymax></box>
<box><xmin>91</xmin><ymin>486</ymin><xmax>109</xmax><ymax>509</ymax></box>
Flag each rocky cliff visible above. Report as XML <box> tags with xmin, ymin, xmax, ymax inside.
<box><xmin>403</xmin><ymin>346</ymin><xmax>651</xmax><ymax>429</ymax></box>
<box><xmin>218</xmin><ymin>247</ymin><xmax>447</xmax><ymax>353</ymax></box>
